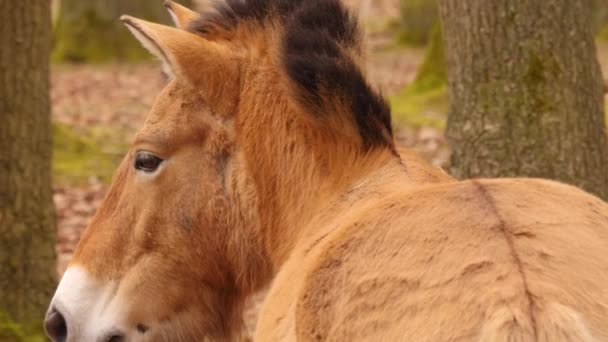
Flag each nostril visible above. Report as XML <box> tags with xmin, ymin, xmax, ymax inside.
<box><xmin>44</xmin><ymin>307</ymin><xmax>68</xmax><ymax>342</ymax></box>
<box><xmin>106</xmin><ymin>332</ymin><xmax>125</xmax><ymax>342</ymax></box>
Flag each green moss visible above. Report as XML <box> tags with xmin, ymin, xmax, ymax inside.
<box><xmin>409</xmin><ymin>24</ymin><xmax>445</xmax><ymax>93</ymax></box>
<box><xmin>0</xmin><ymin>311</ymin><xmax>26</xmax><ymax>341</ymax></box>
<box><xmin>522</xmin><ymin>51</ymin><xmax>561</xmax><ymax>115</ymax></box>
<box><xmin>390</xmin><ymin>86</ymin><xmax>447</xmax><ymax>129</ymax></box>
<box><xmin>53</xmin><ymin>122</ymin><xmax>127</xmax><ymax>186</ymax></box>
<box><xmin>592</xmin><ymin>0</ymin><xmax>608</xmax><ymax>39</ymax></box>
<box><xmin>0</xmin><ymin>311</ymin><xmax>45</xmax><ymax>342</ymax></box>
<box><xmin>598</xmin><ymin>24</ymin><xmax>608</xmax><ymax>41</ymax></box>
<box><xmin>52</xmin><ymin>5</ymin><xmax>151</xmax><ymax>63</ymax></box>
<box><xmin>366</xmin><ymin>18</ymin><xmax>398</xmax><ymax>36</ymax></box>
<box><xmin>390</xmin><ymin>22</ymin><xmax>447</xmax><ymax>129</ymax></box>
<box><xmin>397</xmin><ymin>0</ymin><xmax>438</xmax><ymax>46</ymax></box>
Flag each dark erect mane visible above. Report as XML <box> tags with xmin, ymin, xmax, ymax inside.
<box><xmin>189</xmin><ymin>0</ymin><xmax>394</xmax><ymax>150</ymax></box>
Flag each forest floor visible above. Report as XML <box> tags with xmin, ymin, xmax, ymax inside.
<box><xmin>50</xmin><ymin>8</ymin><xmax>608</xmax><ymax>335</ymax></box>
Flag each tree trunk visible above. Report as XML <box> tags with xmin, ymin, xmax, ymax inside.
<box><xmin>399</xmin><ymin>0</ymin><xmax>438</xmax><ymax>46</ymax></box>
<box><xmin>592</xmin><ymin>0</ymin><xmax>608</xmax><ymax>36</ymax></box>
<box><xmin>52</xmin><ymin>0</ymin><xmax>193</xmax><ymax>63</ymax></box>
<box><xmin>0</xmin><ymin>0</ymin><xmax>56</xmax><ymax>337</ymax></box>
<box><xmin>439</xmin><ymin>0</ymin><xmax>608</xmax><ymax>200</ymax></box>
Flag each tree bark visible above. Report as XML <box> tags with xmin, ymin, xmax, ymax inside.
<box><xmin>52</xmin><ymin>0</ymin><xmax>193</xmax><ymax>63</ymax></box>
<box><xmin>0</xmin><ymin>0</ymin><xmax>56</xmax><ymax>335</ymax></box>
<box><xmin>592</xmin><ymin>0</ymin><xmax>608</xmax><ymax>35</ymax></box>
<box><xmin>439</xmin><ymin>0</ymin><xmax>608</xmax><ymax>199</ymax></box>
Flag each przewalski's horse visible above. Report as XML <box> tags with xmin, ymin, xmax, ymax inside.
<box><xmin>45</xmin><ymin>0</ymin><xmax>608</xmax><ymax>341</ymax></box>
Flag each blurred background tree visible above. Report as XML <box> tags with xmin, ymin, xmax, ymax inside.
<box><xmin>408</xmin><ymin>23</ymin><xmax>445</xmax><ymax>93</ymax></box>
<box><xmin>52</xmin><ymin>0</ymin><xmax>193</xmax><ymax>63</ymax></box>
<box><xmin>439</xmin><ymin>0</ymin><xmax>608</xmax><ymax>200</ymax></box>
<box><xmin>0</xmin><ymin>0</ymin><xmax>56</xmax><ymax>340</ymax></box>
<box><xmin>593</xmin><ymin>0</ymin><xmax>608</xmax><ymax>39</ymax></box>
<box><xmin>390</xmin><ymin>22</ymin><xmax>447</xmax><ymax>128</ymax></box>
<box><xmin>398</xmin><ymin>0</ymin><xmax>437</xmax><ymax>46</ymax></box>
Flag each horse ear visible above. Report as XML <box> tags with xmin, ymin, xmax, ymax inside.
<box><xmin>121</xmin><ymin>15</ymin><xmax>241</xmax><ymax>113</ymax></box>
<box><xmin>120</xmin><ymin>14</ymin><xmax>231</xmax><ymax>81</ymax></box>
<box><xmin>164</xmin><ymin>0</ymin><xmax>200</xmax><ymax>29</ymax></box>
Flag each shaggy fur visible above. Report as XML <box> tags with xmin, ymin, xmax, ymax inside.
<box><xmin>50</xmin><ymin>1</ymin><xmax>608</xmax><ymax>341</ymax></box>
<box><xmin>189</xmin><ymin>0</ymin><xmax>393</xmax><ymax>150</ymax></box>
<box><xmin>258</xmin><ymin>179</ymin><xmax>608</xmax><ymax>341</ymax></box>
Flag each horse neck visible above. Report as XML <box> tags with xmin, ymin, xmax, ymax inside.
<box><xmin>233</xmin><ymin>101</ymin><xmax>400</xmax><ymax>269</ymax></box>
<box><xmin>230</xmin><ymin>64</ymin><xmax>454</xmax><ymax>275</ymax></box>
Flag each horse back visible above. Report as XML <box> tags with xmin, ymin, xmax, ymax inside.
<box><xmin>256</xmin><ymin>178</ymin><xmax>608</xmax><ymax>341</ymax></box>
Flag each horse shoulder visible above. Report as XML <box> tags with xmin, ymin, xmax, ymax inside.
<box><xmin>396</xmin><ymin>146</ymin><xmax>453</xmax><ymax>184</ymax></box>
<box><xmin>256</xmin><ymin>184</ymin><xmax>457</xmax><ymax>340</ymax></box>
<box><xmin>257</xmin><ymin>179</ymin><xmax>608</xmax><ymax>341</ymax></box>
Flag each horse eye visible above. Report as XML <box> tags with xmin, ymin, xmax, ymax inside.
<box><xmin>134</xmin><ymin>151</ymin><xmax>163</xmax><ymax>173</ymax></box>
